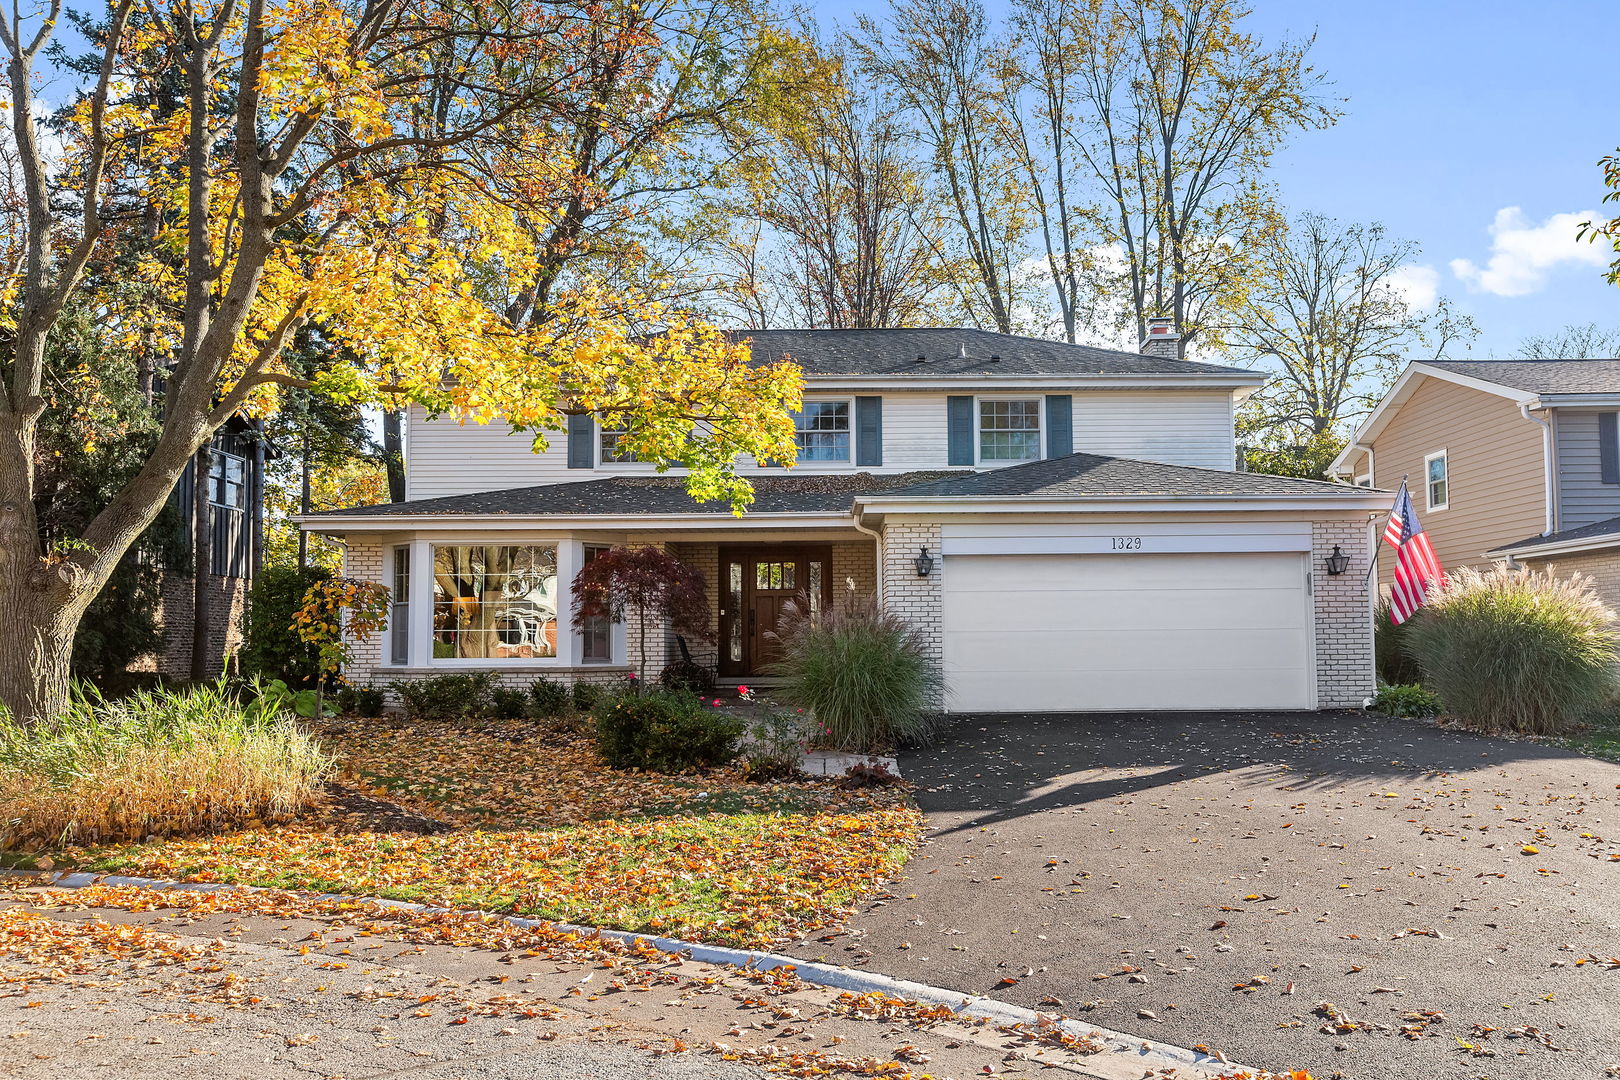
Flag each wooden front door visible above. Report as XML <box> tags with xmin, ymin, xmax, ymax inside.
<box><xmin>718</xmin><ymin>546</ymin><xmax>833</xmax><ymax>677</ymax></box>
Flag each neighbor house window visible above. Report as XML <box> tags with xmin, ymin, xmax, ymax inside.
<box><xmin>1425</xmin><ymin>450</ymin><xmax>1448</xmax><ymax>511</ymax></box>
<box><xmin>792</xmin><ymin>401</ymin><xmax>851</xmax><ymax>462</ymax></box>
<box><xmin>580</xmin><ymin>544</ymin><xmax>612</xmax><ymax>662</ymax></box>
<box><xmin>208</xmin><ymin>450</ymin><xmax>246</xmax><ymax>509</ymax></box>
<box><xmin>1355</xmin><ymin>474</ymin><xmax>1372</xmax><ymax>489</ymax></box>
<box><xmin>432</xmin><ymin>544</ymin><xmax>558</xmax><ymax>660</ymax></box>
<box><xmin>599</xmin><ymin>423</ymin><xmax>638</xmax><ymax>464</ymax></box>
<box><xmin>978</xmin><ymin>399</ymin><xmax>1041</xmax><ymax>462</ymax></box>
<box><xmin>390</xmin><ymin>545</ymin><xmax>410</xmax><ymax>665</ymax></box>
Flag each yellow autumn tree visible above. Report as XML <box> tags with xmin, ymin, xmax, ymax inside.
<box><xmin>0</xmin><ymin>0</ymin><xmax>801</xmax><ymax>722</ymax></box>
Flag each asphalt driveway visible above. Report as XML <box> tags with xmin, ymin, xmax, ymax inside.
<box><xmin>785</xmin><ymin>712</ymin><xmax>1620</xmax><ymax>1080</ymax></box>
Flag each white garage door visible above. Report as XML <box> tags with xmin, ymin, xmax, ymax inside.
<box><xmin>942</xmin><ymin>551</ymin><xmax>1313</xmax><ymax>712</ymax></box>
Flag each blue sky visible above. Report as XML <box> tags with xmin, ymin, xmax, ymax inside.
<box><xmin>813</xmin><ymin>0</ymin><xmax>1620</xmax><ymax>357</ymax></box>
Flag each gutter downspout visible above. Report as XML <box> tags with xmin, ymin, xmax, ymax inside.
<box><xmin>1519</xmin><ymin>401</ymin><xmax>1555</xmax><ymax>536</ymax></box>
<box><xmin>852</xmin><ymin>509</ymin><xmax>884</xmax><ymax>603</ymax></box>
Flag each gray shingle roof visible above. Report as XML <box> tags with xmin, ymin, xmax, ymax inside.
<box><xmin>729</xmin><ymin>328</ymin><xmax>1259</xmax><ymax>379</ymax></box>
<box><xmin>307</xmin><ymin>472</ymin><xmax>969</xmax><ymax>519</ymax></box>
<box><xmin>1426</xmin><ymin>359</ymin><xmax>1620</xmax><ymax>395</ymax></box>
<box><xmin>1491</xmin><ymin>514</ymin><xmax>1620</xmax><ymax>553</ymax></box>
<box><xmin>863</xmin><ymin>453</ymin><xmax>1377</xmax><ymax>499</ymax></box>
<box><xmin>309</xmin><ymin>456</ymin><xmax>1376</xmax><ymax>522</ymax></box>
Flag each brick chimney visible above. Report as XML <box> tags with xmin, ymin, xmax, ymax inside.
<box><xmin>1139</xmin><ymin>315</ymin><xmax>1181</xmax><ymax>360</ymax></box>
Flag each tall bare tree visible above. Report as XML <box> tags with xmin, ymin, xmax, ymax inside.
<box><xmin>1516</xmin><ymin>323</ymin><xmax>1620</xmax><ymax>359</ymax></box>
<box><xmin>1218</xmin><ymin>213</ymin><xmax>1476</xmax><ymax>458</ymax></box>
<box><xmin>1062</xmin><ymin>0</ymin><xmax>1337</xmax><ymax>352</ymax></box>
<box><xmin>853</xmin><ymin>0</ymin><xmax>1034</xmax><ymax>333</ymax></box>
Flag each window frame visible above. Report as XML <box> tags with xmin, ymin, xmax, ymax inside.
<box><xmin>207</xmin><ymin>449</ymin><xmax>247</xmax><ymax>510</ymax></box>
<box><xmin>579</xmin><ymin>543</ymin><xmax>614</xmax><ymax>663</ymax></box>
<box><xmin>1354</xmin><ymin>473</ymin><xmax>1372</xmax><ymax>489</ymax></box>
<box><xmin>428</xmin><ymin>541</ymin><xmax>563</xmax><ymax>664</ymax></box>
<box><xmin>1424</xmin><ymin>449</ymin><xmax>1449</xmax><ymax>511</ymax></box>
<box><xmin>789</xmin><ymin>398</ymin><xmax>854</xmax><ymax>465</ymax></box>
<box><xmin>974</xmin><ymin>396</ymin><xmax>1044</xmax><ymax>465</ymax></box>
<box><xmin>597</xmin><ymin>420</ymin><xmax>639</xmax><ymax>465</ymax></box>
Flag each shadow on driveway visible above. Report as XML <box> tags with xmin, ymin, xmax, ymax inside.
<box><xmin>786</xmin><ymin>711</ymin><xmax>1620</xmax><ymax>1080</ymax></box>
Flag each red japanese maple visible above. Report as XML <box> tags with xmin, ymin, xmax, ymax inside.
<box><xmin>571</xmin><ymin>547</ymin><xmax>711</xmax><ymax>679</ymax></box>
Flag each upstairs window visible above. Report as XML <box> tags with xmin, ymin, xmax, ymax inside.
<box><xmin>599</xmin><ymin>423</ymin><xmax>638</xmax><ymax>464</ymax></box>
<box><xmin>978</xmin><ymin>399</ymin><xmax>1041</xmax><ymax>462</ymax></box>
<box><xmin>793</xmin><ymin>401</ymin><xmax>851</xmax><ymax>462</ymax></box>
<box><xmin>1425</xmin><ymin>450</ymin><xmax>1448</xmax><ymax>511</ymax></box>
<box><xmin>208</xmin><ymin>450</ymin><xmax>246</xmax><ymax>509</ymax></box>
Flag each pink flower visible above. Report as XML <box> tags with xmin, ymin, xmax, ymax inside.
<box><xmin>712</xmin><ymin>698</ymin><xmax>722</xmax><ymax>706</ymax></box>
<box><xmin>737</xmin><ymin>685</ymin><xmax>750</xmax><ymax>695</ymax></box>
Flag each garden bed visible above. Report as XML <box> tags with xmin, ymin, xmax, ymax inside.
<box><xmin>40</xmin><ymin>716</ymin><xmax>922</xmax><ymax>949</ymax></box>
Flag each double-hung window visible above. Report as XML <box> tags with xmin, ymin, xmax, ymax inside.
<box><xmin>977</xmin><ymin>399</ymin><xmax>1041</xmax><ymax>463</ymax></box>
<box><xmin>389</xmin><ymin>545</ymin><xmax>410</xmax><ymax>665</ymax></box>
<box><xmin>1425</xmin><ymin>450</ymin><xmax>1448</xmax><ymax>511</ymax></box>
<box><xmin>792</xmin><ymin>401</ymin><xmax>851</xmax><ymax>463</ymax></box>
<box><xmin>599</xmin><ymin>422</ymin><xmax>638</xmax><ymax>464</ymax></box>
<box><xmin>208</xmin><ymin>450</ymin><xmax>246</xmax><ymax>509</ymax></box>
<box><xmin>580</xmin><ymin>544</ymin><xmax>613</xmax><ymax>662</ymax></box>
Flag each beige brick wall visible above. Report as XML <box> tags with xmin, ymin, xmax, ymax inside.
<box><xmin>879</xmin><ymin>520</ymin><xmax>943</xmax><ymax>702</ymax></box>
<box><xmin>138</xmin><ymin>571</ymin><xmax>248</xmax><ymax>678</ymax></box>
<box><xmin>1312</xmin><ymin>518</ymin><xmax>1376</xmax><ymax>709</ymax></box>
<box><xmin>1518</xmin><ymin>549</ymin><xmax>1620</xmax><ymax>615</ymax></box>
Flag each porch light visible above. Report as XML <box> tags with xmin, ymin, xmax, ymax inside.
<box><xmin>1324</xmin><ymin>544</ymin><xmax>1350</xmax><ymax>576</ymax></box>
<box><xmin>914</xmin><ymin>547</ymin><xmax>935</xmax><ymax>578</ymax></box>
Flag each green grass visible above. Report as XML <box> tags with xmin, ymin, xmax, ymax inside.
<box><xmin>1563</xmin><ymin>708</ymin><xmax>1620</xmax><ymax>764</ymax></box>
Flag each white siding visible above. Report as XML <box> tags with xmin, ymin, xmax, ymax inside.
<box><xmin>404</xmin><ymin>388</ymin><xmax>1240</xmax><ymax>500</ymax></box>
<box><xmin>1073</xmin><ymin>390</ymin><xmax>1235</xmax><ymax>469</ymax></box>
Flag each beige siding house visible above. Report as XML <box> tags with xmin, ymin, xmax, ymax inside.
<box><xmin>1330</xmin><ymin>359</ymin><xmax>1620</xmax><ymax>608</ymax></box>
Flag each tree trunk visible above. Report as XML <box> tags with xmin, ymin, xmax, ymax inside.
<box><xmin>381</xmin><ymin>408</ymin><xmax>405</xmax><ymax>503</ymax></box>
<box><xmin>297</xmin><ymin>420</ymin><xmax>311</xmax><ymax>569</ymax></box>
<box><xmin>190</xmin><ymin>443</ymin><xmax>213</xmax><ymax>682</ymax></box>
<box><xmin>0</xmin><ymin>599</ymin><xmax>76</xmax><ymax>726</ymax></box>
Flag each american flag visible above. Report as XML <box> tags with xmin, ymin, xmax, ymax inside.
<box><xmin>1383</xmin><ymin>481</ymin><xmax>1444</xmax><ymax>624</ymax></box>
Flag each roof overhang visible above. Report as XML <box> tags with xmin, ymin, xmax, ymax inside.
<box><xmin>1486</xmin><ymin>531</ymin><xmax>1620</xmax><ymax>561</ymax></box>
<box><xmin>855</xmin><ymin>491</ymin><xmax>1391</xmax><ymax>516</ymax></box>
<box><xmin>1328</xmin><ymin>362</ymin><xmax>1540</xmax><ymax>476</ymax></box>
<box><xmin>298</xmin><ymin>510</ymin><xmax>859</xmax><ymax>534</ymax></box>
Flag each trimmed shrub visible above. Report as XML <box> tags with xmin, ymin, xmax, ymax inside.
<box><xmin>389</xmin><ymin>673</ymin><xmax>495</xmax><ymax>721</ymax></box>
<box><xmin>0</xmin><ymin>681</ymin><xmax>332</xmax><ymax>847</ymax></box>
<box><xmin>489</xmin><ymin>686</ymin><xmax>529</xmax><ymax>720</ymax></box>
<box><xmin>241</xmin><ymin>565</ymin><xmax>333</xmax><ymax>687</ymax></box>
<box><xmin>528</xmin><ymin>677</ymin><xmax>572</xmax><ymax>718</ymax></box>
<box><xmin>1374</xmin><ymin>599</ymin><xmax>1423</xmax><ymax>686</ymax></box>
<box><xmin>769</xmin><ymin>597</ymin><xmax>938</xmax><ymax>753</ymax></box>
<box><xmin>1371</xmin><ymin>682</ymin><xmax>1443</xmax><ymax>719</ymax></box>
<box><xmin>333</xmin><ymin>684</ymin><xmax>386</xmax><ymax>716</ymax></box>
<box><xmin>572</xmin><ymin>680</ymin><xmax>607</xmax><ymax>713</ymax></box>
<box><xmin>594</xmin><ymin>689</ymin><xmax>741</xmax><ymax>772</ymax></box>
<box><xmin>1404</xmin><ymin>565</ymin><xmax>1620</xmax><ymax>735</ymax></box>
<box><xmin>659</xmin><ymin>658</ymin><xmax>715</xmax><ymax>698</ymax></box>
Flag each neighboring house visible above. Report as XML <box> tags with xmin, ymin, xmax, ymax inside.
<box><xmin>1329</xmin><ymin>359</ymin><xmax>1620</xmax><ymax>607</ymax></box>
<box><xmin>302</xmin><ymin>322</ymin><xmax>1385</xmax><ymax>713</ymax></box>
<box><xmin>141</xmin><ymin>419</ymin><xmax>274</xmax><ymax>678</ymax></box>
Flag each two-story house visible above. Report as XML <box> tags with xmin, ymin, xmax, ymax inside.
<box><xmin>303</xmin><ymin>323</ymin><xmax>1384</xmax><ymax>713</ymax></box>
<box><xmin>1329</xmin><ymin>359</ymin><xmax>1620</xmax><ymax>608</ymax></box>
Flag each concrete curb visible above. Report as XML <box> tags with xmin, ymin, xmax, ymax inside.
<box><xmin>4</xmin><ymin>868</ymin><xmax>1241</xmax><ymax>1077</ymax></box>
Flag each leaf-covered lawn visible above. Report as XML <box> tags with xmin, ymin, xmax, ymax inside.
<box><xmin>61</xmin><ymin>718</ymin><xmax>922</xmax><ymax>949</ymax></box>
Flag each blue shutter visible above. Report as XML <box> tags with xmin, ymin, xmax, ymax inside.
<box><xmin>567</xmin><ymin>413</ymin><xmax>594</xmax><ymax>469</ymax></box>
<box><xmin>1045</xmin><ymin>395</ymin><xmax>1073</xmax><ymax>458</ymax></box>
<box><xmin>947</xmin><ymin>396</ymin><xmax>974</xmax><ymax>466</ymax></box>
<box><xmin>1602</xmin><ymin>412</ymin><xmax>1619</xmax><ymax>485</ymax></box>
<box><xmin>855</xmin><ymin>397</ymin><xmax>883</xmax><ymax>467</ymax></box>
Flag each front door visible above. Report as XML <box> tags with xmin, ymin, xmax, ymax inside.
<box><xmin>718</xmin><ymin>546</ymin><xmax>833</xmax><ymax>677</ymax></box>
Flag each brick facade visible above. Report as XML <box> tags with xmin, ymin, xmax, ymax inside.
<box><xmin>878</xmin><ymin>520</ymin><xmax>943</xmax><ymax>697</ymax></box>
<box><xmin>1311</xmin><ymin>518</ymin><xmax>1377</xmax><ymax>709</ymax></box>
<box><xmin>134</xmin><ymin>571</ymin><xmax>249</xmax><ymax>679</ymax></box>
<box><xmin>1517</xmin><ymin>549</ymin><xmax>1620</xmax><ymax>614</ymax></box>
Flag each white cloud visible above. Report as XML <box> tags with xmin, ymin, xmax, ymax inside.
<box><xmin>1449</xmin><ymin>207</ymin><xmax>1608</xmax><ymax>297</ymax></box>
<box><xmin>1385</xmin><ymin>264</ymin><xmax>1439</xmax><ymax>310</ymax></box>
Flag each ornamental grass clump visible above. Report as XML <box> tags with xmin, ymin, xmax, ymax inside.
<box><xmin>769</xmin><ymin>598</ymin><xmax>938</xmax><ymax>754</ymax></box>
<box><xmin>1404</xmin><ymin>565</ymin><xmax>1620</xmax><ymax>736</ymax></box>
<box><xmin>0</xmin><ymin>682</ymin><xmax>332</xmax><ymax>849</ymax></box>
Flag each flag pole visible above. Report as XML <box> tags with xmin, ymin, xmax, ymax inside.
<box><xmin>1366</xmin><ymin>477</ymin><xmax>1410</xmax><ymax>589</ymax></box>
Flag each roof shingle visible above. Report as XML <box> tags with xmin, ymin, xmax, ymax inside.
<box><xmin>729</xmin><ymin>328</ymin><xmax>1259</xmax><ymax>379</ymax></box>
<box><xmin>1491</xmin><ymin>514</ymin><xmax>1620</xmax><ymax>554</ymax></box>
<box><xmin>1425</xmin><ymin>359</ymin><xmax>1620</xmax><ymax>395</ymax></box>
<box><xmin>861</xmin><ymin>453</ymin><xmax>1375</xmax><ymax>499</ymax></box>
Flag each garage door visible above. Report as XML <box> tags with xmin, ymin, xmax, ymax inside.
<box><xmin>942</xmin><ymin>552</ymin><xmax>1313</xmax><ymax>712</ymax></box>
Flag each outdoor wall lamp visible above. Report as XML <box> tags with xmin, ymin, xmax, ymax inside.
<box><xmin>1324</xmin><ymin>544</ymin><xmax>1350</xmax><ymax>576</ymax></box>
<box><xmin>914</xmin><ymin>547</ymin><xmax>935</xmax><ymax>578</ymax></box>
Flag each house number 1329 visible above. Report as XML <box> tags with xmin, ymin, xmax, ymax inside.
<box><xmin>1111</xmin><ymin>536</ymin><xmax>1143</xmax><ymax>550</ymax></box>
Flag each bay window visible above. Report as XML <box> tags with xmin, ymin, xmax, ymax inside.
<box><xmin>431</xmin><ymin>544</ymin><xmax>559</xmax><ymax>659</ymax></box>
